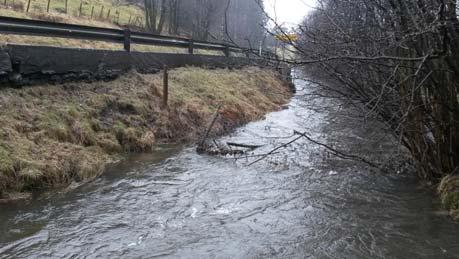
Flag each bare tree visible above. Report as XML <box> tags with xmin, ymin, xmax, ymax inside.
<box><xmin>164</xmin><ymin>0</ymin><xmax>266</xmax><ymax>45</ymax></box>
<box><xmin>167</xmin><ymin>0</ymin><xmax>180</xmax><ymax>35</ymax></box>
<box><xmin>192</xmin><ymin>0</ymin><xmax>216</xmax><ymax>40</ymax></box>
<box><xmin>289</xmin><ymin>0</ymin><xmax>459</xmax><ymax>180</ymax></box>
<box><xmin>144</xmin><ymin>0</ymin><xmax>167</xmax><ymax>34</ymax></box>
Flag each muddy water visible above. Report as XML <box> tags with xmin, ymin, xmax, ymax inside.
<box><xmin>1</xmin><ymin>75</ymin><xmax>459</xmax><ymax>259</ymax></box>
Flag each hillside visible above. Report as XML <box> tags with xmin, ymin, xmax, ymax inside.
<box><xmin>0</xmin><ymin>0</ymin><xmax>143</xmax><ymax>28</ymax></box>
<box><xmin>0</xmin><ymin>0</ymin><xmax>155</xmax><ymax>50</ymax></box>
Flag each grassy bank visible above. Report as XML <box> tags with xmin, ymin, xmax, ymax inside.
<box><xmin>1</xmin><ymin>1</ymin><xmax>195</xmax><ymax>53</ymax></box>
<box><xmin>0</xmin><ymin>0</ymin><xmax>131</xmax><ymax>50</ymax></box>
<box><xmin>0</xmin><ymin>0</ymin><xmax>144</xmax><ymax>28</ymax></box>
<box><xmin>438</xmin><ymin>175</ymin><xmax>459</xmax><ymax>221</ymax></box>
<box><xmin>0</xmin><ymin>1</ymin><xmax>225</xmax><ymax>54</ymax></box>
<box><xmin>0</xmin><ymin>66</ymin><xmax>291</xmax><ymax>200</ymax></box>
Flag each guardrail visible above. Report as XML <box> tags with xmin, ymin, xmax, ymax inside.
<box><xmin>0</xmin><ymin>15</ymin><xmax>248</xmax><ymax>56</ymax></box>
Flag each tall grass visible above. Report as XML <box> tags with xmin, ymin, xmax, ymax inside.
<box><xmin>0</xmin><ymin>67</ymin><xmax>291</xmax><ymax>199</ymax></box>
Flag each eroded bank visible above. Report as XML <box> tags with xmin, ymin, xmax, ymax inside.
<box><xmin>0</xmin><ymin>66</ymin><xmax>292</xmax><ymax>200</ymax></box>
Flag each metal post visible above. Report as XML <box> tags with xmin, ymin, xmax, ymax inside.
<box><xmin>188</xmin><ymin>41</ymin><xmax>194</xmax><ymax>54</ymax></box>
<box><xmin>123</xmin><ymin>29</ymin><xmax>131</xmax><ymax>52</ymax></box>
<box><xmin>223</xmin><ymin>46</ymin><xmax>230</xmax><ymax>57</ymax></box>
<box><xmin>162</xmin><ymin>65</ymin><xmax>168</xmax><ymax>108</ymax></box>
<box><xmin>259</xmin><ymin>41</ymin><xmax>262</xmax><ymax>56</ymax></box>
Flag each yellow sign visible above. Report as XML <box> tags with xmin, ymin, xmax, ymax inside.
<box><xmin>275</xmin><ymin>34</ymin><xmax>298</xmax><ymax>42</ymax></box>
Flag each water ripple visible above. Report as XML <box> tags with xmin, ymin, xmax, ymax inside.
<box><xmin>1</xmin><ymin>75</ymin><xmax>459</xmax><ymax>259</ymax></box>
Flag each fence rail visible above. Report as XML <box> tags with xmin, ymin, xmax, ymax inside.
<box><xmin>0</xmin><ymin>15</ymin><xmax>247</xmax><ymax>55</ymax></box>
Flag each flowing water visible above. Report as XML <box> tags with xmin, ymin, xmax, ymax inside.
<box><xmin>1</xmin><ymin>75</ymin><xmax>459</xmax><ymax>259</ymax></box>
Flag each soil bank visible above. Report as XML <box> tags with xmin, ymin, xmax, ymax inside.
<box><xmin>0</xmin><ymin>66</ymin><xmax>292</xmax><ymax>201</ymax></box>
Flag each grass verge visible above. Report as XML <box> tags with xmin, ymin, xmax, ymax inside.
<box><xmin>0</xmin><ymin>1</ymin><xmax>215</xmax><ymax>53</ymax></box>
<box><xmin>0</xmin><ymin>66</ymin><xmax>291</xmax><ymax>200</ymax></box>
<box><xmin>438</xmin><ymin>175</ymin><xmax>459</xmax><ymax>221</ymax></box>
<box><xmin>0</xmin><ymin>0</ymin><xmax>144</xmax><ymax>27</ymax></box>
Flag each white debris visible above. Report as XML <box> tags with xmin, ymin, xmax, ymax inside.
<box><xmin>328</xmin><ymin>171</ymin><xmax>339</xmax><ymax>176</ymax></box>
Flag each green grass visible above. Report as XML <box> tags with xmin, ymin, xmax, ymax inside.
<box><xmin>438</xmin><ymin>175</ymin><xmax>459</xmax><ymax>221</ymax></box>
<box><xmin>0</xmin><ymin>2</ymin><xmax>225</xmax><ymax>54</ymax></box>
<box><xmin>0</xmin><ymin>0</ymin><xmax>144</xmax><ymax>27</ymax></box>
<box><xmin>0</xmin><ymin>0</ymin><xmax>147</xmax><ymax>49</ymax></box>
<box><xmin>0</xmin><ymin>67</ymin><xmax>291</xmax><ymax>200</ymax></box>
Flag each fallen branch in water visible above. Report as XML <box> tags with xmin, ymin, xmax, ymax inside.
<box><xmin>197</xmin><ymin>105</ymin><xmax>222</xmax><ymax>153</ymax></box>
<box><xmin>248</xmin><ymin>134</ymin><xmax>304</xmax><ymax>166</ymax></box>
<box><xmin>231</xmin><ymin>151</ymin><xmax>282</xmax><ymax>160</ymax></box>
<box><xmin>292</xmin><ymin>130</ymin><xmax>380</xmax><ymax>168</ymax></box>
<box><xmin>196</xmin><ymin>105</ymin><xmax>254</xmax><ymax>156</ymax></box>
<box><xmin>204</xmin><ymin>148</ymin><xmax>245</xmax><ymax>156</ymax></box>
<box><xmin>248</xmin><ymin>130</ymin><xmax>379</xmax><ymax>168</ymax></box>
<box><xmin>226</xmin><ymin>142</ymin><xmax>264</xmax><ymax>150</ymax></box>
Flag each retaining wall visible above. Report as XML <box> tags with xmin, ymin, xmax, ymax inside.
<box><xmin>0</xmin><ymin>45</ymin><xmax>288</xmax><ymax>86</ymax></box>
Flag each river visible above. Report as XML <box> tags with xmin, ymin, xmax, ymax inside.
<box><xmin>1</xmin><ymin>74</ymin><xmax>459</xmax><ymax>259</ymax></box>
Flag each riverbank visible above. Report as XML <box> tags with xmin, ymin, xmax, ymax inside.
<box><xmin>438</xmin><ymin>175</ymin><xmax>459</xmax><ymax>221</ymax></box>
<box><xmin>2</xmin><ymin>75</ymin><xmax>459</xmax><ymax>258</ymax></box>
<box><xmin>0</xmin><ymin>66</ymin><xmax>292</xmax><ymax>201</ymax></box>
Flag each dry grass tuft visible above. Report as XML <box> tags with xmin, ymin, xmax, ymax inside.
<box><xmin>438</xmin><ymin>175</ymin><xmax>459</xmax><ymax>221</ymax></box>
<box><xmin>0</xmin><ymin>66</ymin><xmax>291</xmax><ymax>198</ymax></box>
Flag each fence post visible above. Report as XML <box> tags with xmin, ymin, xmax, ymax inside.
<box><xmin>223</xmin><ymin>46</ymin><xmax>230</xmax><ymax>57</ymax></box>
<box><xmin>123</xmin><ymin>29</ymin><xmax>131</xmax><ymax>52</ymax></box>
<box><xmin>162</xmin><ymin>65</ymin><xmax>168</xmax><ymax>108</ymax></box>
<box><xmin>106</xmin><ymin>8</ymin><xmax>110</xmax><ymax>20</ymax></box>
<box><xmin>99</xmin><ymin>5</ymin><xmax>104</xmax><ymax>19</ymax></box>
<box><xmin>90</xmin><ymin>6</ymin><xmax>94</xmax><ymax>19</ymax></box>
<box><xmin>188</xmin><ymin>41</ymin><xmax>194</xmax><ymax>54</ymax></box>
<box><xmin>139</xmin><ymin>17</ymin><xmax>144</xmax><ymax>28</ymax></box>
<box><xmin>26</xmin><ymin>0</ymin><xmax>31</xmax><ymax>12</ymax></box>
<box><xmin>79</xmin><ymin>1</ymin><xmax>83</xmax><ymax>16</ymax></box>
<box><xmin>64</xmin><ymin>0</ymin><xmax>68</xmax><ymax>13</ymax></box>
<box><xmin>46</xmin><ymin>0</ymin><xmax>50</xmax><ymax>12</ymax></box>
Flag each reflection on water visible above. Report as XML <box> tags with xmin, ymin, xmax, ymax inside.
<box><xmin>1</xmin><ymin>74</ymin><xmax>458</xmax><ymax>259</ymax></box>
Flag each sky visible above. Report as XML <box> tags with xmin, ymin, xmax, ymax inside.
<box><xmin>264</xmin><ymin>0</ymin><xmax>316</xmax><ymax>28</ymax></box>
